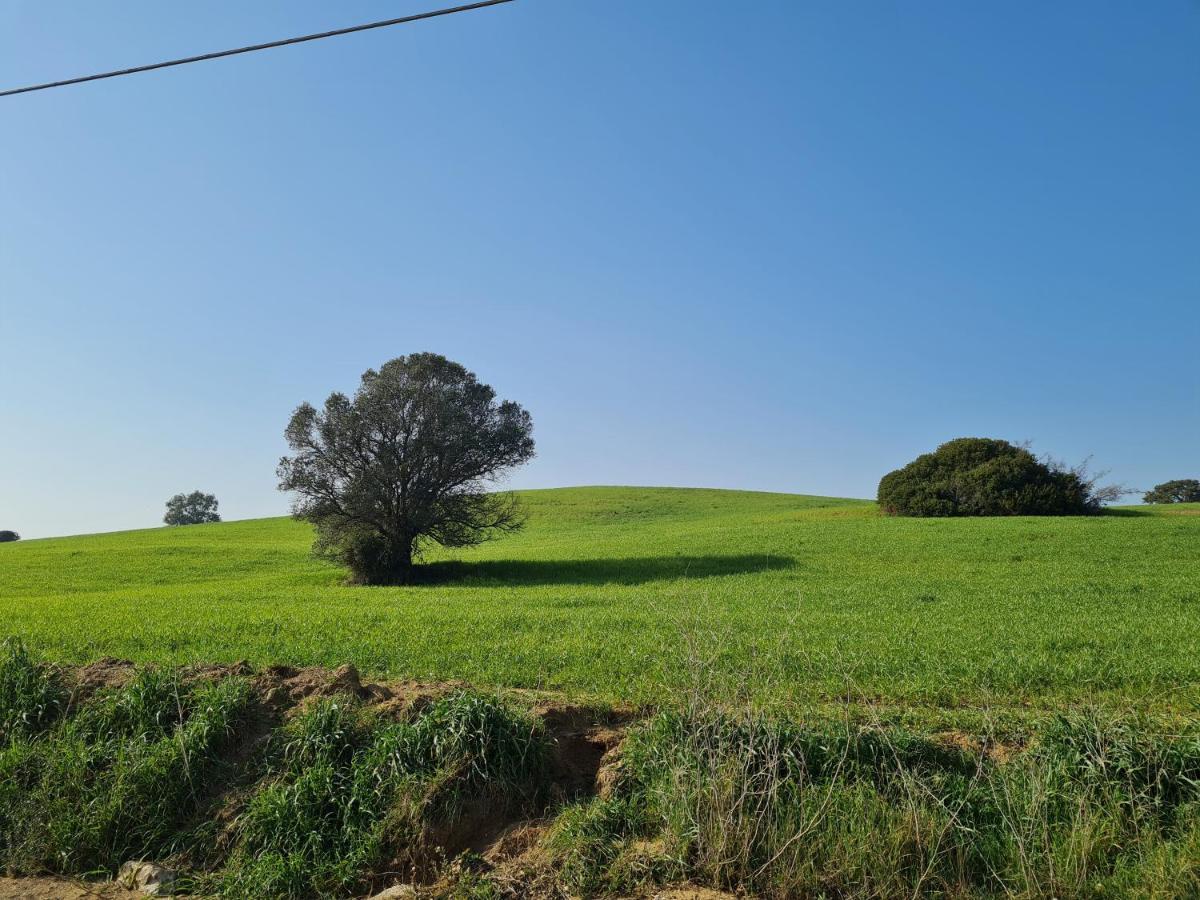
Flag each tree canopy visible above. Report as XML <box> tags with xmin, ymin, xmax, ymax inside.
<box><xmin>0</xmin><ymin>531</ymin><xmax>19</xmax><ymax>543</ymax></box>
<box><xmin>1143</xmin><ymin>479</ymin><xmax>1200</xmax><ymax>504</ymax></box>
<box><xmin>878</xmin><ymin>438</ymin><xmax>1120</xmax><ymax>517</ymax></box>
<box><xmin>277</xmin><ymin>352</ymin><xmax>535</xmax><ymax>584</ymax></box>
<box><xmin>163</xmin><ymin>491</ymin><xmax>221</xmax><ymax>526</ymax></box>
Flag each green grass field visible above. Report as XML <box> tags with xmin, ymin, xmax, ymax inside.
<box><xmin>2</xmin><ymin>487</ymin><xmax>1198</xmax><ymax>714</ymax></box>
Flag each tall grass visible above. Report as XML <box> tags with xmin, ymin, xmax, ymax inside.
<box><xmin>0</xmin><ymin>639</ymin><xmax>66</xmax><ymax>745</ymax></box>
<box><xmin>548</xmin><ymin>703</ymin><xmax>1200</xmax><ymax>898</ymax></box>
<box><xmin>0</xmin><ymin>667</ymin><xmax>254</xmax><ymax>875</ymax></box>
<box><xmin>219</xmin><ymin>691</ymin><xmax>549</xmax><ymax>899</ymax></box>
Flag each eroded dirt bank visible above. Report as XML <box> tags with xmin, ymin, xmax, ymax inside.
<box><xmin>2</xmin><ymin>656</ymin><xmax>639</xmax><ymax>899</ymax></box>
<box><xmin>8</xmin><ymin>649</ymin><xmax>1200</xmax><ymax>899</ymax></box>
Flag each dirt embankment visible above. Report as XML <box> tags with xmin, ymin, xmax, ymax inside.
<box><xmin>6</xmin><ymin>658</ymin><xmax>637</xmax><ymax>899</ymax></box>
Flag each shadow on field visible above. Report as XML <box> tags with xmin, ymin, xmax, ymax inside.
<box><xmin>1102</xmin><ymin>507</ymin><xmax>1154</xmax><ymax>517</ymax></box>
<box><xmin>414</xmin><ymin>554</ymin><xmax>795</xmax><ymax>586</ymax></box>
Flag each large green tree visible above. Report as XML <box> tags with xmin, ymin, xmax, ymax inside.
<box><xmin>1143</xmin><ymin>479</ymin><xmax>1200</xmax><ymax>504</ymax></box>
<box><xmin>277</xmin><ymin>353</ymin><xmax>535</xmax><ymax>584</ymax></box>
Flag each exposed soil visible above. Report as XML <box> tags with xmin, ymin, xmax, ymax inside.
<box><xmin>252</xmin><ymin>663</ymin><xmax>469</xmax><ymax>717</ymax></box>
<box><xmin>0</xmin><ymin>876</ymin><xmax>142</xmax><ymax>899</ymax></box>
<box><xmin>67</xmin><ymin>656</ymin><xmax>137</xmax><ymax>702</ymax></box>
<box><xmin>536</xmin><ymin>702</ymin><xmax>631</xmax><ymax>802</ymax></box>
<box><xmin>934</xmin><ymin>729</ymin><xmax>1023</xmax><ymax>764</ymax></box>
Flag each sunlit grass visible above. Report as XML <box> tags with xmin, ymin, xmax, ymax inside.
<box><xmin>2</xmin><ymin>488</ymin><xmax>1197</xmax><ymax>712</ymax></box>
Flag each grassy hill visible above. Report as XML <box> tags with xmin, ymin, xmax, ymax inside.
<box><xmin>2</xmin><ymin>486</ymin><xmax>1198</xmax><ymax>713</ymax></box>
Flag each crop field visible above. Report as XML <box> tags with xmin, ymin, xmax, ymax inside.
<box><xmin>3</xmin><ymin>486</ymin><xmax>1198</xmax><ymax>717</ymax></box>
<box><xmin>6</xmin><ymin>487</ymin><xmax>1200</xmax><ymax>898</ymax></box>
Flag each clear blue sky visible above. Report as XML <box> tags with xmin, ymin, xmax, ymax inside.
<box><xmin>2</xmin><ymin>1</ymin><xmax>1197</xmax><ymax>538</ymax></box>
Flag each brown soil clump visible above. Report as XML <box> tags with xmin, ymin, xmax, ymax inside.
<box><xmin>0</xmin><ymin>876</ymin><xmax>142</xmax><ymax>899</ymax></box>
<box><xmin>68</xmin><ymin>657</ymin><xmax>136</xmax><ymax>702</ymax></box>
<box><xmin>651</xmin><ymin>888</ymin><xmax>740</xmax><ymax>900</ymax></box>
<box><xmin>934</xmin><ymin>729</ymin><xmax>1021</xmax><ymax>764</ymax></box>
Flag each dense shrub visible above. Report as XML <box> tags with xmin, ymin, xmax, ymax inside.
<box><xmin>1144</xmin><ymin>479</ymin><xmax>1200</xmax><ymax>504</ymax></box>
<box><xmin>878</xmin><ymin>438</ymin><xmax>1113</xmax><ymax>517</ymax></box>
<box><xmin>0</xmin><ymin>531</ymin><xmax>18</xmax><ymax>543</ymax></box>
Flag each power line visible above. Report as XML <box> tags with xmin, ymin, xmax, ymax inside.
<box><xmin>0</xmin><ymin>0</ymin><xmax>514</xmax><ymax>99</ymax></box>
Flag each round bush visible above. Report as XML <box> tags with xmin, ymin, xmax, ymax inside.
<box><xmin>0</xmin><ymin>530</ymin><xmax>19</xmax><ymax>543</ymax></box>
<box><xmin>878</xmin><ymin>438</ymin><xmax>1096</xmax><ymax>517</ymax></box>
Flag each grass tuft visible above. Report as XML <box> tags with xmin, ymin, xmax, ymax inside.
<box><xmin>0</xmin><ymin>639</ymin><xmax>66</xmax><ymax>746</ymax></box>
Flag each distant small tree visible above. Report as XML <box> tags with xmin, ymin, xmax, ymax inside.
<box><xmin>277</xmin><ymin>353</ymin><xmax>535</xmax><ymax>585</ymax></box>
<box><xmin>878</xmin><ymin>438</ymin><xmax>1124</xmax><ymax>517</ymax></box>
<box><xmin>0</xmin><ymin>531</ymin><xmax>19</xmax><ymax>543</ymax></box>
<box><xmin>1143</xmin><ymin>479</ymin><xmax>1200</xmax><ymax>504</ymax></box>
<box><xmin>163</xmin><ymin>491</ymin><xmax>221</xmax><ymax>526</ymax></box>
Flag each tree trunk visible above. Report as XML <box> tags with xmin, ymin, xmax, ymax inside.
<box><xmin>391</xmin><ymin>534</ymin><xmax>415</xmax><ymax>584</ymax></box>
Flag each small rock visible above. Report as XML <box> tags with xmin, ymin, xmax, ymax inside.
<box><xmin>369</xmin><ymin>885</ymin><xmax>418</xmax><ymax>899</ymax></box>
<box><xmin>118</xmin><ymin>861</ymin><xmax>177</xmax><ymax>896</ymax></box>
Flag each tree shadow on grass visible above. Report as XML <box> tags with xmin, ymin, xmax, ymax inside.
<box><xmin>412</xmin><ymin>554</ymin><xmax>796</xmax><ymax>587</ymax></box>
<box><xmin>1101</xmin><ymin>507</ymin><xmax>1153</xmax><ymax>518</ymax></box>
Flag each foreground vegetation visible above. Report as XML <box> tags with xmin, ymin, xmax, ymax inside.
<box><xmin>556</xmin><ymin>706</ymin><xmax>1200</xmax><ymax>898</ymax></box>
<box><xmin>4</xmin><ymin>643</ymin><xmax>1200</xmax><ymax>898</ymax></box>
<box><xmin>2</xmin><ymin>487</ymin><xmax>1199</xmax><ymax>715</ymax></box>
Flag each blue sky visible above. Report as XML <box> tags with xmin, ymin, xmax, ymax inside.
<box><xmin>2</xmin><ymin>1</ymin><xmax>1197</xmax><ymax>538</ymax></box>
